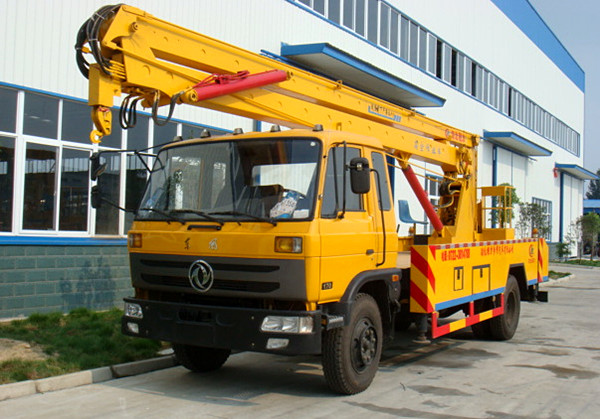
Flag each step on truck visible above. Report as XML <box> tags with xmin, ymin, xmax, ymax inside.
<box><xmin>76</xmin><ymin>5</ymin><xmax>549</xmax><ymax>394</ymax></box>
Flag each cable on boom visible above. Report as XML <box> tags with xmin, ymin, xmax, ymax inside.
<box><xmin>151</xmin><ymin>90</ymin><xmax>183</xmax><ymax>127</ymax></box>
<box><xmin>75</xmin><ymin>4</ymin><xmax>122</xmax><ymax>79</ymax></box>
<box><xmin>119</xmin><ymin>94</ymin><xmax>142</xmax><ymax>129</ymax></box>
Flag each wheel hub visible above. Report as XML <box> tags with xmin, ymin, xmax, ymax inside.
<box><xmin>352</xmin><ymin>319</ymin><xmax>378</xmax><ymax>372</ymax></box>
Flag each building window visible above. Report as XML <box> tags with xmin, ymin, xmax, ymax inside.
<box><xmin>390</xmin><ymin>10</ymin><xmax>399</xmax><ymax>54</ymax></box>
<box><xmin>0</xmin><ymin>136</ymin><xmax>15</xmax><ymax>231</ymax></box>
<box><xmin>464</xmin><ymin>57</ymin><xmax>473</xmax><ymax>95</ymax></box>
<box><xmin>425</xmin><ymin>175</ymin><xmax>440</xmax><ymax>234</ymax></box>
<box><xmin>456</xmin><ymin>52</ymin><xmax>465</xmax><ymax>90</ymax></box>
<box><xmin>427</xmin><ymin>34</ymin><xmax>436</xmax><ymax>75</ymax></box>
<box><xmin>400</xmin><ymin>16</ymin><xmax>409</xmax><ymax>60</ymax></box>
<box><xmin>0</xmin><ymin>87</ymin><xmax>18</xmax><ymax>133</ymax></box>
<box><xmin>0</xmin><ymin>85</ymin><xmax>229</xmax><ymax>237</ymax></box>
<box><xmin>313</xmin><ymin>0</ymin><xmax>325</xmax><ymax>14</ymax></box>
<box><xmin>409</xmin><ymin>21</ymin><xmax>419</xmax><ymax>66</ymax></box>
<box><xmin>379</xmin><ymin>3</ymin><xmax>390</xmax><ymax>49</ymax></box>
<box><xmin>500</xmin><ymin>82</ymin><xmax>509</xmax><ymax>114</ymax></box>
<box><xmin>154</xmin><ymin>120</ymin><xmax>178</xmax><ymax>145</ymax></box>
<box><xmin>95</xmin><ymin>153</ymin><xmax>121</xmax><ymax>235</ymax></box>
<box><xmin>482</xmin><ymin>69</ymin><xmax>490</xmax><ymax>104</ymax></box>
<box><xmin>343</xmin><ymin>0</ymin><xmax>354</xmax><ymax>29</ymax></box>
<box><xmin>23</xmin><ymin>143</ymin><xmax>57</xmax><ymax>230</ymax></box>
<box><xmin>125</xmin><ymin>152</ymin><xmax>148</xmax><ymax>232</ymax></box>
<box><xmin>450</xmin><ymin>49</ymin><xmax>458</xmax><ymax>87</ymax></box>
<box><xmin>355</xmin><ymin>0</ymin><xmax>365</xmax><ymax>36</ymax></box>
<box><xmin>23</xmin><ymin>92</ymin><xmax>59</xmax><ymax>139</ymax></box>
<box><xmin>435</xmin><ymin>40</ymin><xmax>443</xmax><ymax>78</ymax></box>
<box><xmin>59</xmin><ymin>148</ymin><xmax>90</xmax><ymax>231</ymax></box>
<box><xmin>62</xmin><ymin>100</ymin><xmax>93</xmax><ymax>145</ymax></box>
<box><xmin>328</xmin><ymin>0</ymin><xmax>341</xmax><ymax>23</ymax></box>
<box><xmin>532</xmin><ymin>197</ymin><xmax>552</xmax><ymax>241</ymax></box>
<box><xmin>293</xmin><ymin>0</ymin><xmax>581</xmax><ymax>156</ymax></box>
<box><xmin>367</xmin><ymin>0</ymin><xmax>378</xmax><ymax>43</ymax></box>
<box><xmin>418</xmin><ymin>28</ymin><xmax>427</xmax><ymax>71</ymax></box>
<box><xmin>442</xmin><ymin>43</ymin><xmax>452</xmax><ymax>83</ymax></box>
<box><xmin>127</xmin><ymin>115</ymin><xmax>150</xmax><ymax>150</ymax></box>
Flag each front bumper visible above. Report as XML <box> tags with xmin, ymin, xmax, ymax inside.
<box><xmin>122</xmin><ymin>298</ymin><xmax>322</xmax><ymax>355</ymax></box>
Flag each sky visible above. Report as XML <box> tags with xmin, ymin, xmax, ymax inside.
<box><xmin>528</xmin><ymin>0</ymin><xmax>600</xmax><ymax>176</ymax></box>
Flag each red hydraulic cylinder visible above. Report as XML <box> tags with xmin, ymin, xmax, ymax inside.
<box><xmin>191</xmin><ymin>69</ymin><xmax>288</xmax><ymax>102</ymax></box>
<box><xmin>401</xmin><ymin>165</ymin><xmax>444</xmax><ymax>232</ymax></box>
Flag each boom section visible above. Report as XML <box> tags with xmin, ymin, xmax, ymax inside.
<box><xmin>78</xmin><ymin>4</ymin><xmax>477</xmax><ymax>170</ymax></box>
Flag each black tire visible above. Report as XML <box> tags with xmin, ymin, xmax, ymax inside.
<box><xmin>173</xmin><ymin>344</ymin><xmax>231</xmax><ymax>372</ymax></box>
<box><xmin>471</xmin><ymin>298</ymin><xmax>493</xmax><ymax>339</ymax></box>
<box><xmin>490</xmin><ymin>275</ymin><xmax>521</xmax><ymax>340</ymax></box>
<box><xmin>322</xmin><ymin>293</ymin><xmax>383</xmax><ymax>395</ymax></box>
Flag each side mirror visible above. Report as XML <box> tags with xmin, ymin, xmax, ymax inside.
<box><xmin>349</xmin><ymin>157</ymin><xmax>370</xmax><ymax>194</ymax></box>
<box><xmin>91</xmin><ymin>185</ymin><xmax>102</xmax><ymax>209</ymax></box>
<box><xmin>90</xmin><ymin>152</ymin><xmax>107</xmax><ymax>181</ymax></box>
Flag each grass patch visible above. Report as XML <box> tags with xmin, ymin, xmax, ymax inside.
<box><xmin>0</xmin><ymin>308</ymin><xmax>162</xmax><ymax>384</ymax></box>
<box><xmin>561</xmin><ymin>259</ymin><xmax>600</xmax><ymax>267</ymax></box>
<box><xmin>549</xmin><ymin>270</ymin><xmax>570</xmax><ymax>279</ymax></box>
<box><xmin>0</xmin><ymin>359</ymin><xmax>77</xmax><ymax>384</ymax></box>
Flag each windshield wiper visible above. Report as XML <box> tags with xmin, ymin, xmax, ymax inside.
<box><xmin>170</xmin><ymin>209</ymin><xmax>224</xmax><ymax>226</ymax></box>
<box><xmin>209</xmin><ymin>210</ymin><xmax>277</xmax><ymax>226</ymax></box>
<box><xmin>138</xmin><ymin>207</ymin><xmax>185</xmax><ymax>224</ymax></box>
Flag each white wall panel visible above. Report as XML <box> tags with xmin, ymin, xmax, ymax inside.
<box><xmin>0</xmin><ymin>0</ymin><xmax>587</xmax><ymax>240</ymax></box>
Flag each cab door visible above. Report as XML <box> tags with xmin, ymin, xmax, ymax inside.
<box><xmin>318</xmin><ymin>145</ymin><xmax>378</xmax><ymax>302</ymax></box>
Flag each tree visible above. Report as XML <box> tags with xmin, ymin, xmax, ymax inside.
<box><xmin>564</xmin><ymin>220</ymin><xmax>583</xmax><ymax>259</ymax></box>
<box><xmin>585</xmin><ymin>169</ymin><xmax>600</xmax><ymax>199</ymax></box>
<box><xmin>515</xmin><ymin>202</ymin><xmax>550</xmax><ymax>239</ymax></box>
<box><xmin>578</xmin><ymin>212</ymin><xmax>600</xmax><ymax>261</ymax></box>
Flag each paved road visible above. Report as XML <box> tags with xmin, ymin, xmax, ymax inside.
<box><xmin>3</xmin><ymin>265</ymin><xmax>600</xmax><ymax>418</ymax></box>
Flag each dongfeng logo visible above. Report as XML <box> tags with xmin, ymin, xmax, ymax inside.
<box><xmin>188</xmin><ymin>260</ymin><xmax>214</xmax><ymax>293</ymax></box>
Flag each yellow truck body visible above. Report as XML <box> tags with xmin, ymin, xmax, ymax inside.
<box><xmin>77</xmin><ymin>5</ymin><xmax>549</xmax><ymax>394</ymax></box>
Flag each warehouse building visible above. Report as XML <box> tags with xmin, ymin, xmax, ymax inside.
<box><xmin>0</xmin><ymin>0</ymin><xmax>592</xmax><ymax>318</ymax></box>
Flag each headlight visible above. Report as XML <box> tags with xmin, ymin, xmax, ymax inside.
<box><xmin>274</xmin><ymin>237</ymin><xmax>302</xmax><ymax>253</ymax></box>
<box><xmin>261</xmin><ymin>316</ymin><xmax>313</xmax><ymax>334</ymax></box>
<box><xmin>266</xmin><ymin>338</ymin><xmax>289</xmax><ymax>350</ymax></box>
<box><xmin>128</xmin><ymin>233</ymin><xmax>142</xmax><ymax>248</ymax></box>
<box><xmin>126</xmin><ymin>322</ymin><xmax>139</xmax><ymax>334</ymax></box>
<box><xmin>124</xmin><ymin>302</ymin><xmax>143</xmax><ymax>319</ymax></box>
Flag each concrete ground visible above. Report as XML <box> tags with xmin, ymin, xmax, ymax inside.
<box><xmin>1</xmin><ymin>263</ymin><xmax>599</xmax><ymax>418</ymax></box>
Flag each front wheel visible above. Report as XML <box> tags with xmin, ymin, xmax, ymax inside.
<box><xmin>490</xmin><ymin>275</ymin><xmax>521</xmax><ymax>340</ymax></box>
<box><xmin>322</xmin><ymin>293</ymin><xmax>383</xmax><ymax>394</ymax></box>
<box><xmin>173</xmin><ymin>344</ymin><xmax>231</xmax><ymax>372</ymax></box>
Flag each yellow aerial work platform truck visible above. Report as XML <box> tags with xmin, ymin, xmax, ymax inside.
<box><xmin>76</xmin><ymin>5</ymin><xmax>549</xmax><ymax>394</ymax></box>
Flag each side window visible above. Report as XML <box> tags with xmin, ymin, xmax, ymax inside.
<box><xmin>371</xmin><ymin>152</ymin><xmax>391</xmax><ymax>211</ymax></box>
<box><xmin>425</xmin><ymin>175</ymin><xmax>441</xmax><ymax>234</ymax></box>
<box><xmin>321</xmin><ymin>146</ymin><xmax>362</xmax><ymax>217</ymax></box>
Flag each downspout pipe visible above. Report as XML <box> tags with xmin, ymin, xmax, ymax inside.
<box><xmin>559</xmin><ymin>171</ymin><xmax>564</xmax><ymax>242</ymax></box>
<box><xmin>492</xmin><ymin>145</ymin><xmax>498</xmax><ymax>228</ymax></box>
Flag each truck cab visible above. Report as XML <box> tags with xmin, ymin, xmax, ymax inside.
<box><xmin>123</xmin><ymin>128</ymin><xmax>401</xmax><ymax>393</ymax></box>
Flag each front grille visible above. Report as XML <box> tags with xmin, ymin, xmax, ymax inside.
<box><xmin>141</xmin><ymin>273</ymin><xmax>280</xmax><ymax>293</ymax></box>
<box><xmin>142</xmin><ymin>274</ymin><xmax>189</xmax><ymax>287</ymax></box>
<box><xmin>131</xmin><ymin>253</ymin><xmax>305</xmax><ymax>300</ymax></box>
<box><xmin>140</xmin><ymin>259</ymin><xmax>279</xmax><ymax>273</ymax></box>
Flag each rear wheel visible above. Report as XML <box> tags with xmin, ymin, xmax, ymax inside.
<box><xmin>490</xmin><ymin>275</ymin><xmax>521</xmax><ymax>340</ymax></box>
<box><xmin>471</xmin><ymin>299</ymin><xmax>493</xmax><ymax>339</ymax></box>
<box><xmin>322</xmin><ymin>293</ymin><xmax>382</xmax><ymax>394</ymax></box>
<box><xmin>173</xmin><ymin>344</ymin><xmax>231</xmax><ymax>372</ymax></box>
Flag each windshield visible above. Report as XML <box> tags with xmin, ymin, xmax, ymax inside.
<box><xmin>136</xmin><ymin>137</ymin><xmax>321</xmax><ymax>223</ymax></box>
